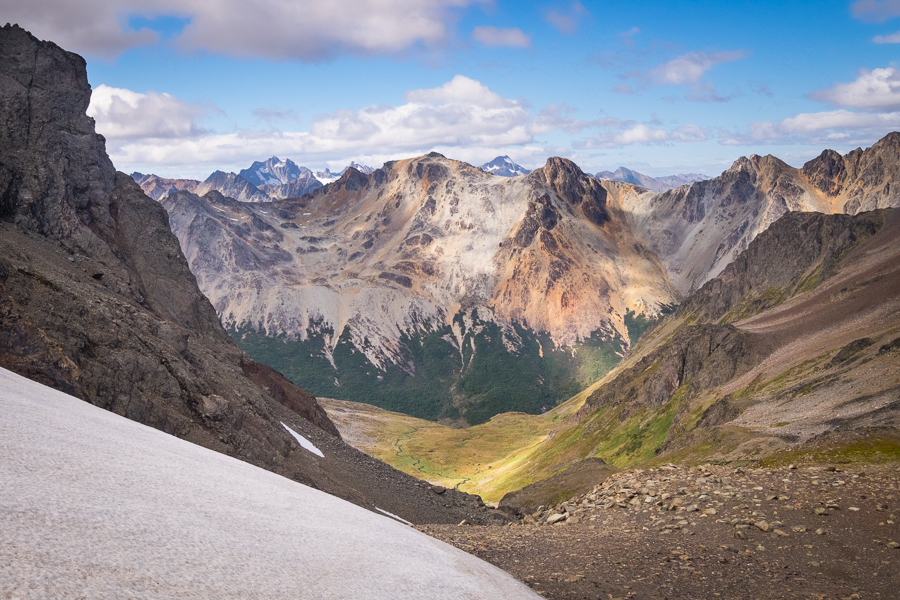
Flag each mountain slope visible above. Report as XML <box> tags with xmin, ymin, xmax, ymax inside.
<box><xmin>0</xmin><ymin>367</ymin><xmax>539</xmax><ymax>600</ymax></box>
<box><xmin>595</xmin><ymin>166</ymin><xmax>708</xmax><ymax>193</ymax></box>
<box><xmin>131</xmin><ymin>172</ymin><xmax>200</xmax><ymax>200</ymax></box>
<box><xmin>161</xmin><ymin>155</ymin><xmax>675</xmax><ymax>422</ymax></box>
<box><xmin>552</xmin><ymin>207</ymin><xmax>900</xmax><ymax>470</ymax></box>
<box><xmin>324</xmin><ymin>208</ymin><xmax>900</xmax><ymax>500</ymax></box>
<box><xmin>0</xmin><ymin>24</ymin><xmax>502</xmax><ymax>525</ymax></box>
<box><xmin>195</xmin><ymin>170</ymin><xmax>272</xmax><ymax>202</ymax></box>
<box><xmin>610</xmin><ymin>142</ymin><xmax>900</xmax><ymax>294</ymax></box>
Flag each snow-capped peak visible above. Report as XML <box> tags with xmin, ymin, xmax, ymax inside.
<box><xmin>479</xmin><ymin>156</ymin><xmax>531</xmax><ymax>177</ymax></box>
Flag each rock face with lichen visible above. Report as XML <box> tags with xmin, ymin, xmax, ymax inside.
<box><xmin>0</xmin><ymin>24</ymin><xmax>505</xmax><ymax>525</ymax></box>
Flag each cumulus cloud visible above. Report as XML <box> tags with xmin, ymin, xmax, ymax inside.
<box><xmin>91</xmin><ymin>76</ymin><xmax>533</xmax><ymax>174</ymax></box>
<box><xmin>544</xmin><ymin>2</ymin><xmax>591</xmax><ymax>35</ymax></box>
<box><xmin>471</xmin><ymin>26</ymin><xmax>530</xmax><ymax>47</ymax></box>
<box><xmin>873</xmin><ymin>31</ymin><xmax>900</xmax><ymax>42</ymax></box>
<box><xmin>8</xmin><ymin>0</ymin><xmax>487</xmax><ymax>59</ymax></box>
<box><xmin>87</xmin><ymin>84</ymin><xmax>213</xmax><ymax>139</ymax></box>
<box><xmin>852</xmin><ymin>0</ymin><xmax>900</xmax><ymax>22</ymax></box>
<box><xmin>88</xmin><ymin>75</ymin><xmax>708</xmax><ymax>176</ymax></box>
<box><xmin>649</xmin><ymin>51</ymin><xmax>746</xmax><ymax>85</ymax></box>
<box><xmin>809</xmin><ymin>67</ymin><xmax>900</xmax><ymax>111</ymax></box>
<box><xmin>404</xmin><ymin>75</ymin><xmax>517</xmax><ymax>108</ymax></box>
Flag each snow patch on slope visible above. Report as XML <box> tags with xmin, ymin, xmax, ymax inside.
<box><xmin>281</xmin><ymin>421</ymin><xmax>325</xmax><ymax>457</ymax></box>
<box><xmin>0</xmin><ymin>367</ymin><xmax>540</xmax><ymax>600</ymax></box>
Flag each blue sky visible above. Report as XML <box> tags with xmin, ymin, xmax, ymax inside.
<box><xmin>8</xmin><ymin>0</ymin><xmax>900</xmax><ymax>179</ymax></box>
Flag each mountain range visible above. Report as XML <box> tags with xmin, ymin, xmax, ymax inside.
<box><xmin>594</xmin><ymin>166</ymin><xmax>709</xmax><ymax>193</ymax></box>
<box><xmin>156</xmin><ymin>134</ymin><xmax>900</xmax><ymax>425</ymax></box>
<box><xmin>132</xmin><ymin>158</ymin><xmax>375</xmax><ymax>203</ymax></box>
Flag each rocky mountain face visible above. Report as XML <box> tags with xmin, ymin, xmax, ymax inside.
<box><xmin>260</xmin><ymin>174</ymin><xmax>323</xmax><ymax>199</ymax></box>
<box><xmin>572</xmin><ymin>207</ymin><xmax>900</xmax><ymax>465</ymax></box>
<box><xmin>0</xmin><ymin>24</ymin><xmax>506</xmax><ymax>525</ymax></box>
<box><xmin>161</xmin><ymin>155</ymin><xmax>675</xmax><ymax>423</ymax></box>
<box><xmin>611</xmin><ymin>142</ymin><xmax>900</xmax><ymax>294</ymax></box>
<box><xmin>241</xmin><ymin>156</ymin><xmax>323</xmax><ymax>199</ymax></box>
<box><xmin>195</xmin><ymin>170</ymin><xmax>272</xmax><ymax>203</ymax></box>
<box><xmin>131</xmin><ymin>172</ymin><xmax>200</xmax><ymax>201</ymax></box>
<box><xmin>240</xmin><ymin>156</ymin><xmax>307</xmax><ymax>186</ymax></box>
<box><xmin>481</xmin><ymin>156</ymin><xmax>532</xmax><ymax>177</ymax></box>
<box><xmin>594</xmin><ymin>167</ymin><xmax>708</xmax><ymax>193</ymax></box>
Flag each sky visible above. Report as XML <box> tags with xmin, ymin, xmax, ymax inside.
<box><xmin>6</xmin><ymin>0</ymin><xmax>900</xmax><ymax>179</ymax></box>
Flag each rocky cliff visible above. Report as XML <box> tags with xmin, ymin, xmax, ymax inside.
<box><xmin>0</xmin><ymin>24</ymin><xmax>505</xmax><ymax>525</ymax></box>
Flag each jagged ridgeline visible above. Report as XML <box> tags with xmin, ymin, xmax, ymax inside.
<box><xmin>162</xmin><ymin>155</ymin><xmax>678</xmax><ymax>424</ymax></box>
<box><xmin>162</xmin><ymin>132</ymin><xmax>900</xmax><ymax>425</ymax></box>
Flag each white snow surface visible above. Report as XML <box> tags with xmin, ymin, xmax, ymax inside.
<box><xmin>281</xmin><ymin>421</ymin><xmax>325</xmax><ymax>457</ymax></box>
<box><xmin>0</xmin><ymin>367</ymin><xmax>541</xmax><ymax>600</ymax></box>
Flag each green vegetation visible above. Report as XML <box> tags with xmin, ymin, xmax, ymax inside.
<box><xmin>230</xmin><ymin>310</ymin><xmax>629</xmax><ymax>424</ymax></box>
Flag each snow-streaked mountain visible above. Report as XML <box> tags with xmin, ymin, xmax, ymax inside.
<box><xmin>480</xmin><ymin>156</ymin><xmax>531</xmax><ymax>177</ymax></box>
<box><xmin>240</xmin><ymin>156</ymin><xmax>310</xmax><ymax>187</ymax></box>
<box><xmin>315</xmin><ymin>168</ymin><xmax>340</xmax><ymax>184</ymax></box>
<box><xmin>0</xmin><ymin>367</ymin><xmax>540</xmax><ymax>600</ymax></box>
<box><xmin>195</xmin><ymin>170</ymin><xmax>273</xmax><ymax>203</ymax></box>
<box><xmin>595</xmin><ymin>167</ymin><xmax>709</xmax><ymax>193</ymax></box>
<box><xmin>346</xmin><ymin>161</ymin><xmax>375</xmax><ymax>175</ymax></box>
<box><xmin>314</xmin><ymin>163</ymin><xmax>375</xmax><ymax>185</ymax></box>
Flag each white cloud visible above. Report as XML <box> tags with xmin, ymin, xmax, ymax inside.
<box><xmin>852</xmin><ymin>0</ymin><xmax>900</xmax><ymax>22</ymax></box>
<box><xmin>649</xmin><ymin>51</ymin><xmax>746</xmax><ymax>85</ymax></box>
<box><xmin>87</xmin><ymin>84</ymin><xmax>213</xmax><ymax>139</ymax></box>
<box><xmin>8</xmin><ymin>0</ymin><xmax>487</xmax><ymax>59</ymax></box>
<box><xmin>404</xmin><ymin>75</ymin><xmax>517</xmax><ymax>108</ymax></box>
<box><xmin>576</xmin><ymin>124</ymin><xmax>707</xmax><ymax>149</ymax></box>
<box><xmin>471</xmin><ymin>26</ymin><xmax>530</xmax><ymax>48</ymax></box>
<box><xmin>90</xmin><ymin>76</ymin><xmax>536</xmax><ymax>175</ymax></box>
<box><xmin>544</xmin><ymin>2</ymin><xmax>590</xmax><ymax>35</ymax></box>
<box><xmin>809</xmin><ymin>67</ymin><xmax>900</xmax><ymax>111</ymax></box>
<box><xmin>873</xmin><ymin>31</ymin><xmax>900</xmax><ymax>43</ymax></box>
<box><xmin>88</xmin><ymin>76</ymin><xmax>707</xmax><ymax>177</ymax></box>
<box><xmin>719</xmin><ymin>110</ymin><xmax>900</xmax><ymax>146</ymax></box>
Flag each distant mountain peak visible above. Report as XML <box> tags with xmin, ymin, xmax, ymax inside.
<box><xmin>480</xmin><ymin>155</ymin><xmax>531</xmax><ymax>177</ymax></box>
<box><xmin>239</xmin><ymin>156</ymin><xmax>310</xmax><ymax>187</ymax></box>
<box><xmin>595</xmin><ymin>167</ymin><xmax>709</xmax><ymax>193</ymax></box>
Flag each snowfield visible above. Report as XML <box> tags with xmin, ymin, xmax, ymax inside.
<box><xmin>0</xmin><ymin>367</ymin><xmax>540</xmax><ymax>599</ymax></box>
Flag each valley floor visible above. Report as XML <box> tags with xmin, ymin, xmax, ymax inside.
<box><xmin>420</xmin><ymin>461</ymin><xmax>900</xmax><ymax>599</ymax></box>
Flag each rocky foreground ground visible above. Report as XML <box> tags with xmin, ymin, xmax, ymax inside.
<box><xmin>420</xmin><ymin>462</ymin><xmax>900</xmax><ymax>599</ymax></box>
